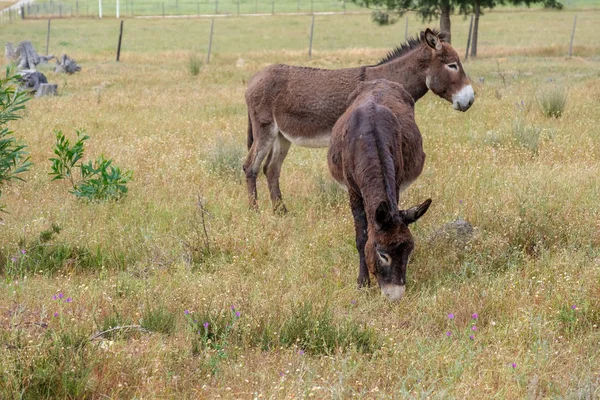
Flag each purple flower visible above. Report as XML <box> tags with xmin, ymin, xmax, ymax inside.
<box><xmin>571</xmin><ymin>305</ymin><xmax>577</xmax><ymax>310</ymax></box>
<box><xmin>471</xmin><ymin>326</ymin><xmax>477</xmax><ymax>331</ymax></box>
<box><xmin>203</xmin><ymin>322</ymin><xmax>209</xmax><ymax>329</ymax></box>
<box><xmin>448</xmin><ymin>313</ymin><xmax>454</xmax><ymax>320</ymax></box>
<box><xmin>184</xmin><ymin>309</ymin><xmax>190</xmax><ymax>315</ymax></box>
<box><xmin>459</xmin><ymin>199</ymin><xmax>463</xmax><ymax>204</ymax></box>
<box><xmin>351</xmin><ymin>299</ymin><xmax>357</xmax><ymax>305</ymax></box>
<box><xmin>298</xmin><ymin>350</ymin><xmax>305</xmax><ymax>355</ymax></box>
<box><xmin>66</xmin><ymin>297</ymin><xmax>72</xmax><ymax>303</ymax></box>
<box><xmin>235</xmin><ymin>311</ymin><xmax>241</xmax><ymax>318</ymax></box>
<box><xmin>230</xmin><ymin>305</ymin><xmax>235</xmax><ymax>311</ymax></box>
<box><xmin>279</xmin><ymin>372</ymin><xmax>285</xmax><ymax>377</ymax></box>
<box><xmin>52</xmin><ymin>295</ymin><xmax>57</xmax><ymax>300</ymax></box>
<box><xmin>512</xmin><ymin>363</ymin><xmax>517</xmax><ymax>369</ymax></box>
<box><xmin>54</xmin><ymin>312</ymin><xmax>59</xmax><ymax>317</ymax></box>
<box><xmin>58</xmin><ymin>293</ymin><xmax>64</xmax><ymax>299</ymax></box>
<box><xmin>11</xmin><ymin>257</ymin><xmax>17</xmax><ymax>263</ymax></box>
<box><xmin>469</xmin><ymin>334</ymin><xmax>474</xmax><ymax>340</ymax></box>
<box><xmin>20</xmin><ymin>249</ymin><xmax>26</xmax><ymax>254</ymax></box>
<box><xmin>446</xmin><ymin>331</ymin><xmax>452</xmax><ymax>337</ymax></box>
<box><xmin>472</xmin><ymin>313</ymin><xmax>478</xmax><ymax>319</ymax></box>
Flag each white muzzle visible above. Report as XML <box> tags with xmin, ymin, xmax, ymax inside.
<box><xmin>452</xmin><ymin>84</ymin><xmax>475</xmax><ymax>111</ymax></box>
<box><xmin>381</xmin><ymin>285</ymin><xmax>406</xmax><ymax>302</ymax></box>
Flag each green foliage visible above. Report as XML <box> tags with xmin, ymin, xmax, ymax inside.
<box><xmin>188</xmin><ymin>54</ymin><xmax>203</xmax><ymax>76</ymax></box>
<box><xmin>511</xmin><ymin>116</ymin><xmax>542</xmax><ymax>155</ymax></box>
<box><xmin>537</xmin><ymin>85</ymin><xmax>567</xmax><ymax>118</ymax></box>
<box><xmin>50</xmin><ymin>129</ymin><xmax>132</xmax><ymax>201</ymax></box>
<box><xmin>0</xmin><ymin>66</ymin><xmax>32</xmax><ymax>211</ymax></box>
<box><xmin>371</xmin><ymin>10</ymin><xmax>396</xmax><ymax>25</ymax></box>
<box><xmin>141</xmin><ymin>305</ymin><xmax>176</xmax><ymax>335</ymax></box>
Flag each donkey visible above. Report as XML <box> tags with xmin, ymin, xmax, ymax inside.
<box><xmin>328</xmin><ymin>79</ymin><xmax>431</xmax><ymax>301</ymax></box>
<box><xmin>243</xmin><ymin>28</ymin><xmax>472</xmax><ymax>212</ymax></box>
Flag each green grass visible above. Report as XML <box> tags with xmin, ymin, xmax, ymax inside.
<box><xmin>0</xmin><ymin>9</ymin><xmax>600</xmax><ymax>399</ymax></box>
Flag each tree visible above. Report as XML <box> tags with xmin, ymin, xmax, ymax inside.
<box><xmin>353</xmin><ymin>0</ymin><xmax>562</xmax><ymax>50</ymax></box>
<box><xmin>0</xmin><ymin>67</ymin><xmax>31</xmax><ymax>212</ymax></box>
<box><xmin>353</xmin><ymin>0</ymin><xmax>458</xmax><ymax>43</ymax></box>
<box><xmin>457</xmin><ymin>0</ymin><xmax>563</xmax><ymax>57</ymax></box>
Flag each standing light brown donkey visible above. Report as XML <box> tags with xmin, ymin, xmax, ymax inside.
<box><xmin>243</xmin><ymin>28</ymin><xmax>473</xmax><ymax>212</ymax></box>
<box><xmin>328</xmin><ymin>79</ymin><xmax>430</xmax><ymax>301</ymax></box>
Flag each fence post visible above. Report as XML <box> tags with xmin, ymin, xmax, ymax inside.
<box><xmin>569</xmin><ymin>15</ymin><xmax>577</xmax><ymax>57</ymax></box>
<box><xmin>237</xmin><ymin>0</ymin><xmax>240</xmax><ymax>15</ymax></box>
<box><xmin>404</xmin><ymin>16</ymin><xmax>408</xmax><ymax>41</ymax></box>
<box><xmin>215</xmin><ymin>0</ymin><xmax>218</xmax><ymax>14</ymax></box>
<box><xmin>116</xmin><ymin>0</ymin><xmax>120</xmax><ymax>18</ymax></box>
<box><xmin>308</xmin><ymin>14</ymin><xmax>315</xmax><ymax>58</ymax></box>
<box><xmin>271</xmin><ymin>0</ymin><xmax>274</xmax><ymax>14</ymax></box>
<box><xmin>46</xmin><ymin>19</ymin><xmax>51</xmax><ymax>55</ymax></box>
<box><xmin>116</xmin><ymin>20</ymin><xmax>124</xmax><ymax>61</ymax></box>
<box><xmin>207</xmin><ymin>18</ymin><xmax>214</xmax><ymax>63</ymax></box>
<box><xmin>99</xmin><ymin>0</ymin><xmax>102</xmax><ymax>18</ymax></box>
<box><xmin>343</xmin><ymin>0</ymin><xmax>346</xmax><ymax>13</ymax></box>
<box><xmin>310</xmin><ymin>0</ymin><xmax>313</xmax><ymax>14</ymax></box>
<box><xmin>465</xmin><ymin>14</ymin><xmax>474</xmax><ymax>60</ymax></box>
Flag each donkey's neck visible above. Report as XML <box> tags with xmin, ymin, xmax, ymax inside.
<box><xmin>364</xmin><ymin>53</ymin><xmax>428</xmax><ymax>102</ymax></box>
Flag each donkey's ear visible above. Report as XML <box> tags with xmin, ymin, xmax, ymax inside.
<box><xmin>375</xmin><ymin>201</ymin><xmax>393</xmax><ymax>231</ymax></box>
<box><xmin>401</xmin><ymin>198</ymin><xmax>432</xmax><ymax>225</ymax></box>
<box><xmin>424</xmin><ymin>29</ymin><xmax>442</xmax><ymax>51</ymax></box>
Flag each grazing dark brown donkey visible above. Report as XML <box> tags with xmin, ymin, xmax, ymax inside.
<box><xmin>244</xmin><ymin>28</ymin><xmax>472</xmax><ymax>212</ymax></box>
<box><xmin>328</xmin><ymin>79</ymin><xmax>431</xmax><ymax>301</ymax></box>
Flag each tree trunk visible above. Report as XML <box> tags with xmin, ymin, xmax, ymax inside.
<box><xmin>439</xmin><ymin>0</ymin><xmax>452</xmax><ymax>44</ymax></box>
<box><xmin>470</xmin><ymin>0</ymin><xmax>480</xmax><ymax>57</ymax></box>
<box><xmin>35</xmin><ymin>83</ymin><xmax>58</xmax><ymax>98</ymax></box>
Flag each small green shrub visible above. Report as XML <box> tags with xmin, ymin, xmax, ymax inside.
<box><xmin>537</xmin><ymin>85</ymin><xmax>567</xmax><ymax>118</ymax></box>
<box><xmin>371</xmin><ymin>10</ymin><xmax>396</xmax><ymax>25</ymax></box>
<box><xmin>206</xmin><ymin>137</ymin><xmax>244</xmax><ymax>178</ymax></box>
<box><xmin>50</xmin><ymin>129</ymin><xmax>132</xmax><ymax>201</ymax></box>
<box><xmin>188</xmin><ymin>54</ymin><xmax>203</xmax><ymax>76</ymax></box>
<box><xmin>141</xmin><ymin>305</ymin><xmax>176</xmax><ymax>335</ymax></box>
<box><xmin>0</xmin><ymin>66</ymin><xmax>32</xmax><ymax>211</ymax></box>
<box><xmin>512</xmin><ymin>116</ymin><xmax>542</xmax><ymax>155</ymax></box>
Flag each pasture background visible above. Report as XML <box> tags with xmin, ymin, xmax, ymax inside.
<box><xmin>1</xmin><ymin>9</ymin><xmax>600</xmax><ymax>398</ymax></box>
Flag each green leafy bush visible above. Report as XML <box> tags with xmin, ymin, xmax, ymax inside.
<box><xmin>49</xmin><ymin>129</ymin><xmax>132</xmax><ymax>201</ymax></box>
<box><xmin>0</xmin><ymin>67</ymin><xmax>32</xmax><ymax>211</ymax></box>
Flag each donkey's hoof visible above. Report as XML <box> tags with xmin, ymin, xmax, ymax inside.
<box><xmin>273</xmin><ymin>203</ymin><xmax>288</xmax><ymax>215</ymax></box>
<box><xmin>357</xmin><ymin>276</ymin><xmax>370</xmax><ymax>288</ymax></box>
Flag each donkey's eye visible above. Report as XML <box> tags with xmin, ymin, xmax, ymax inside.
<box><xmin>447</xmin><ymin>63</ymin><xmax>459</xmax><ymax>71</ymax></box>
<box><xmin>377</xmin><ymin>251</ymin><xmax>391</xmax><ymax>266</ymax></box>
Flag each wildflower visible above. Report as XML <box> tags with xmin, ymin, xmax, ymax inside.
<box><xmin>184</xmin><ymin>309</ymin><xmax>190</xmax><ymax>315</ymax></box>
<box><xmin>235</xmin><ymin>311</ymin><xmax>241</xmax><ymax>318</ymax></box>
<box><xmin>11</xmin><ymin>257</ymin><xmax>16</xmax><ymax>263</ymax></box>
<box><xmin>571</xmin><ymin>305</ymin><xmax>577</xmax><ymax>310</ymax></box>
<box><xmin>459</xmin><ymin>199</ymin><xmax>463</xmax><ymax>204</ymax></box>
<box><xmin>230</xmin><ymin>305</ymin><xmax>235</xmax><ymax>311</ymax></box>
<box><xmin>298</xmin><ymin>350</ymin><xmax>305</xmax><ymax>355</ymax></box>
<box><xmin>20</xmin><ymin>249</ymin><xmax>26</xmax><ymax>254</ymax></box>
<box><xmin>203</xmin><ymin>322</ymin><xmax>209</xmax><ymax>329</ymax></box>
<box><xmin>446</xmin><ymin>331</ymin><xmax>452</xmax><ymax>337</ymax></box>
<box><xmin>471</xmin><ymin>326</ymin><xmax>477</xmax><ymax>331</ymax></box>
<box><xmin>448</xmin><ymin>313</ymin><xmax>454</xmax><ymax>320</ymax></box>
<box><xmin>52</xmin><ymin>294</ymin><xmax>57</xmax><ymax>300</ymax></box>
<box><xmin>54</xmin><ymin>312</ymin><xmax>59</xmax><ymax>317</ymax></box>
<box><xmin>351</xmin><ymin>299</ymin><xmax>357</xmax><ymax>305</ymax></box>
<box><xmin>58</xmin><ymin>293</ymin><xmax>64</xmax><ymax>299</ymax></box>
<box><xmin>66</xmin><ymin>298</ymin><xmax>72</xmax><ymax>303</ymax></box>
<box><xmin>469</xmin><ymin>335</ymin><xmax>474</xmax><ymax>340</ymax></box>
<box><xmin>472</xmin><ymin>313</ymin><xmax>478</xmax><ymax>319</ymax></box>
<box><xmin>279</xmin><ymin>372</ymin><xmax>285</xmax><ymax>377</ymax></box>
<box><xmin>512</xmin><ymin>363</ymin><xmax>517</xmax><ymax>369</ymax></box>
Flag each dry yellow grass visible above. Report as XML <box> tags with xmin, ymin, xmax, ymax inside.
<box><xmin>1</xmin><ymin>11</ymin><xmax>600</xmax><ymax>398</ymax></box>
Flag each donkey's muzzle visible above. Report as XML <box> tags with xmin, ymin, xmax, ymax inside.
<box><xmin>452</xmin><ymin>84</ymin><xmax>475</xmax><ymax>112</ymax></box>
<box><xmin>381</xmin><ymin>284</ymin><xmax>406</xmax><ymax>302</ymax></box>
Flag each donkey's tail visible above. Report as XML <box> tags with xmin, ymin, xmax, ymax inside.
<box><xmin>246</xmin><ymin>112</ymin><xmax>253</xmax><ymax>150</ymax></box>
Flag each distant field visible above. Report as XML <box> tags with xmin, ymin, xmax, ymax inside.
<box><xmin>1</xmin><ymin>9</ymin><xmax>600</xmax><ymax>399</ymax></box>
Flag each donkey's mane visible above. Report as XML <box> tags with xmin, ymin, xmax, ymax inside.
<box><xmin>375</xmin><ymin>29</ymin><xmax>448</xmax><ymax>66</ymax></box>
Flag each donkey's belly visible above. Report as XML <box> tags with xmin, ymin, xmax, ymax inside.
<box><xmin>279</xmin><ymin>129</ymin><xmax>332</xmax><ymax>148</ymax></box>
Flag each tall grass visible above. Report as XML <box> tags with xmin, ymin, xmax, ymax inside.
<box><xmin>537</xmin><ymin>85</ymin><xmax>568</xmax><ymax>118</ymax></box>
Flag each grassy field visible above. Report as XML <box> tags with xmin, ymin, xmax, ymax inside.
<box><xmin>1</xmin><ymin>10</ymin><xmax>600</xmax><ymax>398</ymax></box>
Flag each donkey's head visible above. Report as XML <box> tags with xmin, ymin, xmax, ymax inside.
<box><xmin>365</xmin><ymin>199</ymin><xmax>432</xmax><ymax>301</ymax></box>
<box><xmin>421</xmin><ymin>29</ymin><xmax>474</xmax><ymax>112</ymax></box>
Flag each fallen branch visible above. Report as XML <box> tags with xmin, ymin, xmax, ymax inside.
<box><xmin>89</xmin><ymin>324</ymin><xmax>151</xmax><ymax>340</ymax></box>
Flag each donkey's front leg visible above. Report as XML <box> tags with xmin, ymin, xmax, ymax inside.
<box><xmin>349</xmin><ymin>191</ymin><xmax>369</xmax><ymax>288</ymax></box>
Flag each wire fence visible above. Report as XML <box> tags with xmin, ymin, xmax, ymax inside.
<box><xmin>0</xmin><ymin>0</ymin><xmax>598</xmax><ymax>22</ymax></box>
<box><xmin>0</xmin><ymin>0</ymin><xmax>363</xmax><ymax>20</ymax></box>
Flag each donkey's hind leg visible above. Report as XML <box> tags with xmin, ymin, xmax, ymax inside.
<box><xmin>242</xmin><ymin>122</ymin><xmax>278</xmax><ymax>210</ymax></box>
<box><xmin>264</xmin><ymin>133</ymin><xmax>292</xmax><ymax>213</ymax></box>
